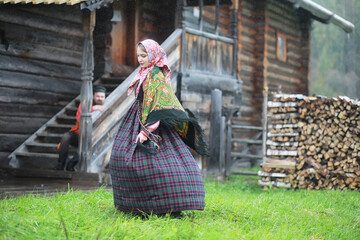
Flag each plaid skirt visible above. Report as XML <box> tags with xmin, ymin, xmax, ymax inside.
<box><xmin>109</xmin><ymin>100</ymin><xmax>205</xmax><ymax>214</ymax></box>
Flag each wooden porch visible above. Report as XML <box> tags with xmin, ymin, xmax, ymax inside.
<box><xmin>0</xmin><ymin>167</ymin><xmax>111</xmax><ymax>199</ymax></box>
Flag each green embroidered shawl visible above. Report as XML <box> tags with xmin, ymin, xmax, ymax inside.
<box><xmin>141</xmin><ymin>67</ymin><xmax>208</xmax><ymax>156</ymax></box>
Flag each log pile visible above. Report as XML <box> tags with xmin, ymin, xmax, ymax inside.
<box><xmin>290</xmin><ymin>96</ymin><xmax>360</xmax><ymax>190</ymax></box>
<box><xmin>260</xmin><ymin>94</ymin><xmax>360</xmax><ymax>191</ymax></box>
<box><xmin>259</xmin><ymin>94</ymin><xmax>303</xmax><ymax>189</ymax></box>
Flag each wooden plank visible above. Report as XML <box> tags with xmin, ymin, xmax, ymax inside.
<box><xmin>267</xmin><ymin>149</ymin><xmax>297</xmax><ymax>156</ymax></box>
<box><xmin>266</xmin><ymin>140</ymin><xmax>298</xmax><ymax>147</ymax></box>
<box><xmin>258</xmin><ymin>180</ymin><xmax>291</xmax><ymax>188</ymax></box>
<box><xmin>268</xmin><ymin>124</ymin><xmax>298</xmax><ymax>129</ymax></box>
<box><xmin>267</xmin><ymin>132</ymin><xmax>298</xmax><ymax>137</ymax></box>
<box><xmin>231</xmin><ymin>170</ymin><xmax>258</xmax><ymax>175</ymax></box>
<box><xmin>232</xmin><ymin>139</ymin><xmax>262</xmax><ymax>144</ymax></box>
<box><xmin>268</xmin><ymin>101</ymin><xmax>298</xmax><ymax>107</ymax></box>
<box><xmin>232</xmin><ymin>125</ymin><xmax>262</xmax><ymax>130</ymax></box>
<box><xmin>231</xmin><ymin>152</ymin><xmax>262</xmax><ymax>159</ymax></box>
<box><xmin>0</xmin><ymin>167</ymin><xmax>72</xmax><ymax>179</ymax></box>
<box><xmin>261</xmin><ymin>158</ymin><xmax>296</xmax><ymax>169</ymax></box>
<box><xmin>258</xmin><ymin>171</ymin><xmax>287</xmax><ymax>177</ymax></box>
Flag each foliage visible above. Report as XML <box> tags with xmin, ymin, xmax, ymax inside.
<box><xmin>1</xmin><ymin>176</ymin><xmax>360</xmax><ymax>240</ymax></box>
<box><xmin>310</xmin><ymin>0</ymin><xmax>360</xmax><ymax>99</ymax></box>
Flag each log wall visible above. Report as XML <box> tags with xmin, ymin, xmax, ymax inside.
<box><xmin>0</xmin><ymin>5</ymin><xmax>83</xmax><ymax>166</ymax></box>
<box><xmin>266</xmin><ymin>0</ymin><xmax>310</xmax><ymax>95</ymax></box>
<box><xmin>236</xmin><ymin>0</ymin><xmax>310</xmax><ymax>127</ymax></box>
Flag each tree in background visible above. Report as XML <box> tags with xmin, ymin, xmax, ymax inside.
<box><xmin>310</xmin><ymin>0</ymin><xmax>359</xmax><ymax>99</ymax></box>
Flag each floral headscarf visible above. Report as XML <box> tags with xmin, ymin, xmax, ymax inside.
<box><xmin>127</xmin><ymin>39</ymin><xmax>171</xmax><ymax>97</ymax></box>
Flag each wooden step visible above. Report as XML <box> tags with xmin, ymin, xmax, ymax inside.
<box><xmin>0</xmin><ymin>167</ymin><xmax>104</xmax><ymax>198</ymax></box>
<box><xmin>36</xmin><ymin>133</ymin><xmax>63</xmax><ymax>143</ymax></box>
<box><xmin>14</xmin><ymin>152</ymin><xmax>58</xmax><ymax>169</ymax></box>
<box><xmin>56</xmin><ymin>115</ymin><xmax>76</xmax><ymax>125</ymax></box>
<box><xmin>25</xmin><ymin>142</ymin><xmax>77</xmax><ymax>154</ymax></box>
<box><xmin>65</xmin><ymin>107</ymin><xmax>78</xmax><ymax>116</ymax></box>
<box><xmin>26</xmin><ymin>142</ymin><xmax>58</xmax><ymax>153</ymax></box>
<box><xmin>46</xmin><ymin>123</ymin><xmax>73</xmax><ymax>133</ymax></box>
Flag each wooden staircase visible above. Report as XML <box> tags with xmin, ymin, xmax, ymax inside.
<box><xmin>8</xmin><ymin>29</ymin><xmax>183</xmax><ymax>173</ymax></box>
<box><xmin>8</xmin><ymin>75</ymin><xmax>127</xmax><ymax>170</ymax></box>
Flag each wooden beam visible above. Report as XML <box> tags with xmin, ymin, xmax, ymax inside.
<box><xmin>79</xmin><ymin>10</ymin><xmax>95</xmax><ymax>172</ymax></box>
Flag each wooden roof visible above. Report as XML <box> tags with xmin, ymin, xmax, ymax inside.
<box><xmin>0</xmin><ymin>0</ymin><xmax>85</xmax><ymax>5</ymax></box>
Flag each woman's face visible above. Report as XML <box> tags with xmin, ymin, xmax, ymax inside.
<box><xmin>137</xmin><ymin>46</ymin><xmax>150</xmax><ymax>68</ymax></box>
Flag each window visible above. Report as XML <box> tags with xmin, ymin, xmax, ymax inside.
<box><xmin>276</xmin><ymin>32</ymin><xmax>287</xmax><ymax>61</ymax></box>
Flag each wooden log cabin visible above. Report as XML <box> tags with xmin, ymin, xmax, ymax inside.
<box><xmin>0</xmin><ymin>0</ymin><xmax>354</xmax><ymax>176</ymax></box>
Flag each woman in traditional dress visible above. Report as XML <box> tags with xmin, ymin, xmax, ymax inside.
<box><xmin>109</xmin><ymin>39</ymin><xmax>208</xmax><ymax>215</ymax></box>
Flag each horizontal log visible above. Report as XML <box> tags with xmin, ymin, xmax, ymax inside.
<box><xmin>0</xmin><ymin>87</ymin><xmax>75</xmax><ymax>106</ymax></box>
<box><xmin>18</xmin><ymin>5</ymin><xmax>82</xmax><ymax>24</ymax></box>
<box><xmin>0</xmin><ymin>41</ymin><xmax>82</xmax><ymax>66</ymax></box>
<box><xmin>0</xmin><ymin>116</ymin><xmax>48</xmax><ymax>134</ymax></box>
<box><xmin>182</xmin><ymin>72</ymin><xmax>241</xmax><ymax>94</ymax></box>
<box><xmin>0</xmin><ymin>7</ymin><xmax>83</xmax><ymax>38</ymax></box>
<box><xmin>0</xmin><ymin>152</ymin><xmax>10</xmax><ymax>167</ymax></box>
<box><xmin>0</xmin><ymin>134</ymin><xmax>29</xmax><ymax>152</ymax></box>
<box><xmin>0</xmin><ymin>103</ymin><xmax>62</xmax><ymax>118</ymax></box>
<box><xmin>0</xmin><ymin>55</ymin><xmax>81</xmax><ymax>80</ymax></box>
<box><xmin>0</xmin><ymin>22</ymin><xmax>83</xmax><ymax>52</ymax></box>
<box><xmin>0</xmin><ymin>70</ymin><xmax>81</xmax><ymax>94</ymax></box>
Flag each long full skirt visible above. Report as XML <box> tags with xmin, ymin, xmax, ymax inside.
<box><xmin>109</xmin><ymin>100</ymin><xmax>205</xmax><ymax>214</ymax></box>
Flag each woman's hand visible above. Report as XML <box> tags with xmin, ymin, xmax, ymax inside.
<box><xmin>135</xmin><ymin>132</ymin><xmax>148</xmax><ymax>143</ymax></box>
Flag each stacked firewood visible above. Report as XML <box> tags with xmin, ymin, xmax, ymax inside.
<box><xmin>290</xmin><ymin>96</ymin><xmax>360</xmax><ymax>190</ymax></box>
<box><xmin>259</xmin><ymin>94</ymin><xmax>303</xmax><ymax>189</ymax></box>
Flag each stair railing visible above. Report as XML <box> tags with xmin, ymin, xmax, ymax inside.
<box><xmin>86</xmin><ymin>29</ymin><xmax>183</xmax><ymax>172</ymax></box>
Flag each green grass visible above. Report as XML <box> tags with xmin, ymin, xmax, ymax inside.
<box><xmin>1</xmin><ymin>175</ymin><xmax>359</xmax><ymax>240</ymax></box>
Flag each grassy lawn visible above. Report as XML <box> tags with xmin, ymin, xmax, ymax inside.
<box><xmin>1</xmin><ymin>174</ymin><xmax>359</xmax><ymax>240</ymax></box>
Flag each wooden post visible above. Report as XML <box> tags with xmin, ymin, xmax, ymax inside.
<box><xmin>225</xmin><ymin>120</ymin><xmax>232</xmax><ymax>177</ymax></box>
<box><xmin>79</xmin><ymin>10</ymin><xmax>96</xmax><ymax>172</ymax></box>
<box><xmin>262</xmin><ymin>88</ymin><xmax>269</xmax><ymax>164</ymax></box>
<box><xmin>209</xmin><ymin>89</ymin><xmax>222</xmax><ymax>175</ymax></box>
<box><xmin>219</xmin><ymin>116</ymin><xmax>226</xmax><ymax>179</ymax></box>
